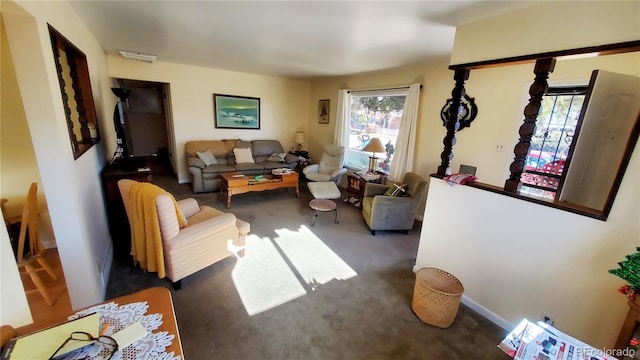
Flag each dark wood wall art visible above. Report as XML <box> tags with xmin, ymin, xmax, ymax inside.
<box><xmin>48</xmin><ymin>24</ymin><xmax>100</xmax><ymax>159</ymax></box>
<box><xmin>440</xmin><ymin>94</ymin><xmax>477</xmax><ymax>131</ymax></box>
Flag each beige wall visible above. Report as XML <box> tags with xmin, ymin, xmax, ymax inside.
<box><xmin>0</xmin><ymin>18</ymin><xmax>57</xmax><ymax>248</ymax></box>
<box><xmin>416</xmin><ymin>0</ymin><xmax>640</xmax><ymax>349</ymax></box>
<box><xmin>451</xmin><ymin>1</ymin><xmax>640</xmax><ymax>66</ymax></box>
<box><xmin>0</xmin><ymin>15</ymin><xmax>32</xmax><ymax>327</ymax></box>
<box><xmin>1</xmin><ymin>19</ymin><xmax>42</xmax><ymax>215</ymax></box>
<box><xmin>2</xmin><ymin>0</ymin><xmax>114</xmax><ymax>319</ymax></box>
<box><xmin>308</xmin><ymin>60</ymin><xmax>452</xmax><ymax>179</ymax></box>
<box><xmin>107</xmin><ymin>56</ymin><xmax>311</xmax><ymax>183</ymax></box>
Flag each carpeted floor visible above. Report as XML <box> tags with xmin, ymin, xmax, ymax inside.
<box><xmin>106</xmin><ymin>174</ymin><xmax>506</xmax><ymax>359</ymax></box>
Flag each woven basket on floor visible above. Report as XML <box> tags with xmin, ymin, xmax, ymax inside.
<box><xmin>412</xmin><ymin>267</ymin><xmax>464</xmax><ymax>328</ymax></box>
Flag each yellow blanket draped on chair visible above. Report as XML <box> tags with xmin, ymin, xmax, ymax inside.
<box><xmin>129</xmin><ymin>182</ymin><xmax>187</xmax><ymax>278</ymax></box>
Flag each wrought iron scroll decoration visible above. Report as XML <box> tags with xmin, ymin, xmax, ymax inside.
<box><xmin>440</xmin><ymin>94</ymin><xmax>478</xmax><ymax>131</ymax></box>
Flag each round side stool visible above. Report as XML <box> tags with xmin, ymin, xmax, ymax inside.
<box><xmin>309</xmin><ymin>199</ymin><xmax>338</xmax><ymax>226</ymax></box>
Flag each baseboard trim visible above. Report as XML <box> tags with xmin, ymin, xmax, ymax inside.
<box><xmin>411</xmin><ymin>264</ymin><xmax>512</xmax><ymax>331</ymax></box>
<box><xmin>460</xmin><ymin>295</ymin><xmax>512</xmax><ymax>331</ymax></box>
<box><xmin>100</xmin><ymin>241</ymin><xmax>113</xmax><ymax>298</ymax></box>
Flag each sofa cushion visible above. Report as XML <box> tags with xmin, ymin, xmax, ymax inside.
<box><xmin>202</xmin><ymin>164</ymin><xmax>236</xmax><ymax>174</ymax></box>
<box><xmin>252</xmin><ymin>140</ymin><xmax>284</xmax><ymax>157</ymax></box>
<box><xmin>234</xmin><ymin>163</ymin><xmax>264</xmax><ymax>172</ymax></box>
<box><xmin>267</xmin><ymin>152</ymin><xmax>287</xmax><ymax>162</ymax></box>
<box><xmin>261</xmin><ymin>161</ymin><xmax>287</xmax><ymax>170</ymax></box>
<box><xmin>237</xmin><ymin>140</ymin><xmax>253</xmax><ymax>151</ymax></box>
<box><xmin>233</xmin><ymin>147</ymin><xmax>255</xmax><ymax>164</ymax></box>
<box><xmin>185</xmin><ymin>139</ymin><xmax>239</xmax><ymax>158</ymax></box>
<box><xmin>252</xmin><ymin>140</ymin><xmax>285</xmax><ymax>163</ymax></box>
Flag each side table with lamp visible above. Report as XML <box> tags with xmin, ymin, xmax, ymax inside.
<box><xmin>290</xmin><ymin>131</ymin><xmax>311</xmax><ymax>177</ymax></box>
<box><xmin>345</xmin><ymin>137</ymin><xmax>387</xmax><ymax>207</ymax></box>
<box><xmin>362</xmin><ymin>137</ymin><xmax>386</xmax><ymax>174</ymax></box>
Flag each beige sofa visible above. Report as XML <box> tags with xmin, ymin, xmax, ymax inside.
<box><xmin>185</xmin><ymin>139</ymin><xmax>298</xmax><ymax>193</ymax></box>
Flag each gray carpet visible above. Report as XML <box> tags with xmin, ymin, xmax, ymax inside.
<box><xmin>106</xmin><ymin>174</ymin><xmax>506</xmax><ymax>359</ymax></box>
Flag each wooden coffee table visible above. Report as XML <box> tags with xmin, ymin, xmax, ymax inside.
<box><xmin>219</xmin><ymin>172</ymin><xmax>299</xmax><ymax>208</ymax></box>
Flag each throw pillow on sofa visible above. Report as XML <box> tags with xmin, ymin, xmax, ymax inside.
<box><xmin>196</xmin><ymin>150</ymin><xmax>218</xmax><ymax>166</ymax></box>
<box><xmin>233</xmin><ymin>147</ymin><xmax>255</xmax><ymax>164</ymax></box>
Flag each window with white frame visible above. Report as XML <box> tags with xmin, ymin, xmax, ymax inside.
<box><xmin>520</xmin><ymin>86</ymin><xmax>587</xmax><ymax>199</ymax></box>
<box><xmin>344</xmin><ymin>89</ymin><xmax>407</xmax><ymax>173</ymax></box>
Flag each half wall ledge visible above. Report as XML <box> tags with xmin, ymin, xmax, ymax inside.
<box><xmin>429</xmin><ymin>174</ymin><xmax>603</xmax><ymax>220</ymax></box>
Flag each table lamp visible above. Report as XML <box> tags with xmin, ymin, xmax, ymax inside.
<box><xmin>293</xmin><ymin>131</ymin><xmax>305</xmax><ymax>151</ymax></box>
<box><xmin>362</xmin><ymin>137</ymin><xmax>385</xmax><ymax>173</ymax></box>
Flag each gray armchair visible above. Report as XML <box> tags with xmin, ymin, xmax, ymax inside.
<box><xmin>303</xmin><ymin>144</ymin><xmax>347</xmax><ymax>183</ymax></box>
<box><xmin>361</xmin><ymin>172</ymin><xmax>427</xmax><ymax>235</ymax></box>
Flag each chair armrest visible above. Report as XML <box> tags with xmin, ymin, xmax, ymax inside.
<box><xmin>166</xmin><ymin>213</ymin><xmax>238</xmax><ymax>250</ymax></box>
<box><xmin>368</xmin><ymin>196</ymin><xmax>416</xmax><ymax>229</ymax></box>
<box><xmin>303</xmin><ymin>164</ymin><xmax>319</xmax><ymax>175</ymax></box>
<box><xmin>330</xmin><ymin>168</ymin><xmax>347</xmax><ymax>179</ymax></box>
<box><xmin>176</xmin><ymin>198</ymin><xmax>200</xmax><ymax>218</ymax></box>
<box><xmin>371</xmin><ymin>195</ymin><xmax>414</xmax><ymax>207</ymax></box>
<box><xmin>187</xmin><ymin>156</ymin><xmax>205</xmax><ymax>169</ymax></box>
<box><xmin>364</xmin><ymin>183</ymin><xmax>390</xmax><ymax>197</ymax></box>
<box><xmin>284</xmin><ymin>154</ymin><xmax>298</xmax><ymax>164</ymax></box>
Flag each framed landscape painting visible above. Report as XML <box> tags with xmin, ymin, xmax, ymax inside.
<box><xmin>213</xmin><ymin>94</ymin><xmax>260</xmax><ymax>129</ymax></box>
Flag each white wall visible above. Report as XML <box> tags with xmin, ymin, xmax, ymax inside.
<box><xmin>107</xmin><ymin>56</ymin><xmax>311</xmax><ymax>183</ymax></box>
<box><xmin>417</xmin><ymin>143</ymin><xmax>638</xmax><ymax>348</ymax></box>
<box><xmin>2</xmin><ymin>0</ymin><xmax>113</xmax><ymax>314</ymax></box>
<box><xmin>451</xmin><ymin>1</ymin><xmax>640</xmax><ymax>66</ymax></box>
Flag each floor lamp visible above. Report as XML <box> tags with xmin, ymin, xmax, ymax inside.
<box><xmin>362</xmin><ymin>137</ymin><xmax>385</xmax><ymax>173</ymax></box>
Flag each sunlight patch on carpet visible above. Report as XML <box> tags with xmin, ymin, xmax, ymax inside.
<box><xmin>232</xmin><ymin>226</ymin><xmax>358</xmax><ymax>316</ymax></box>
<box><xmin>274</xmin><ymin>225</ymin><xmax>357</xmax><ymax>288</ymax></box>
<box><xmin>232</xmin><ymin>234</ymin><xmax>307</xmax><ymax>316</ymax></box>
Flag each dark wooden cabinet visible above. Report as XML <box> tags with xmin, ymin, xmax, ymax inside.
<box><xmin>615</xmin><ymin>297</ymin><xmax>640</xmax><ymax>357</ymax></box>
<box><xmin>345</xmin><ymin>172</ymin><xmax>386</xmax><ymax>207</ymax></box>
<box><xmin>101</xmin><ymin>158</ymin><xmax>152</xmax><ymax>259</ymax></box>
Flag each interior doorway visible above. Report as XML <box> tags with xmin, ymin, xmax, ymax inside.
<box><xmin>114</xmin><ymin>79</ymin><xmax>175</xmax><ymax>175</ymax></box>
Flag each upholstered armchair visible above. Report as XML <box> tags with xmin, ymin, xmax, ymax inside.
<box><xmin>303</xmin><ymin>144</ymin><xmax>348</xmax><ymax>183</ymax></box>
<box><xmin>118</xmin><ymin>179</ymin><xmax>250</xmax><ymax>289</ymax></box>
<box><xmin>361</xmin><ymin>172</ymin><xmax>427</xmax><ymax>235</ymax></box>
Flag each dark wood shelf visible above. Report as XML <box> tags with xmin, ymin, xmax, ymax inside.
<box><xmin>101</xmin><ymin>157</ymin><xmax>152</xmax><ymax>259</ymax></box>
<box><xmin>345</xmin><ymin>172</ymin><xmax>386</xmax><ymax>207</ymax></box>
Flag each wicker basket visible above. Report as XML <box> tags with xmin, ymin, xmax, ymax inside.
<box><xmin>412</xmin><ymin>267</ymin><xmax>464</xmax><ymax>328</ymax></box>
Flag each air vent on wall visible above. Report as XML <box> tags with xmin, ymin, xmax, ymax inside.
<box><xmin>118</xmin><ymin>50</ymin><xmax>157</xmax><ymax>63</ymax></box>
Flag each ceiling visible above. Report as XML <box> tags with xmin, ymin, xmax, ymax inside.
<box><xmin>68</xmin><ymin>1</ymin><xmax>538</xmax><ymax>79</ymax></box>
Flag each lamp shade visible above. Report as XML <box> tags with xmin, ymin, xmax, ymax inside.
<box><xmin>293</xmin><ymin>131</ymin><xmax>305</xmax><ymax>144</ymax></box>
<box><xmin>363</xmin><ymin>137</ymin><xmax>385</xmax><ymax>153</ymax></box>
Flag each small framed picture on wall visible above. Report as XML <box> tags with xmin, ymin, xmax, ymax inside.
<box><xmin>318</xmin><ymin>99</ymin><xmax>330</xmax><ymax>124</ymax></box>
